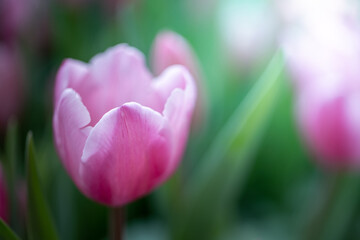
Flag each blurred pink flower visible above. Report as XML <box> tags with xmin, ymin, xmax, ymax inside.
<box><xmin>283</xmin><ymin>0</ymin><xmax>360</xmax><ymax>167</ymax></box>
<box><xmin>151</xmin><ymin>31</ymin><xmax>207</xmax><ymax>128</ymax></box>
<box><xmin>0</xmin><ymin>0</ymin><xmax>33</xmax><ymax>41</ymax></box>
<box><xmin>0</xmin><ymin>44</ymin><xmax>24</xmax><ymax>129</ymax></box>
<box><xmin>0</xmin><ymin>165</ymin><xmax>8</xmax><ymax>222</ymax></box>
<box><xmin>53</xmin><ymin>44</ymin><xmax>196</xmax><ymax>206</ymax></box>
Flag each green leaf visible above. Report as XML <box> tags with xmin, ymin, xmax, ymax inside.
<box><xmin>177</xmin><ymin>51</ymin><xmax>285</xmax><ymax>240</ymax></box>
<box><xmin>0</xmin><ymin>219</ymin><xmax>21</xmax><ymax>240</ymax></box>
<box><xmin>26</xmin><ymin>132</ymin><xmax>59</xmax><ymax>240</ymax></box>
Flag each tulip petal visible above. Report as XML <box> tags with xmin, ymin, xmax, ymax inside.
<box><xmin>55</xmin><ymin>45</ymin><xmax>162</xmax><ymax>126</ymax></box>
<box><xmin>82</xmin><ymin>44</ymin><xmax>157</xmax><ymax>125</ymax></box>
<box><xmin>80</xmin><ymin>102</ymin><xmax>171</xmax><ymax>206</ymax></box>
<box><xmin>297</xmin><ymin>91</ymin><xmax>354</xmax><ymax>165</ymax></box>
<box><xmin>154</xmin><ymin>66</ymin><xmax>196</xmax><ymax>174</ymax></box>
<box><xmin>53</xmin><ymin>88</ymin><xmax>91</xmax><ymax>187</ymax></box>
<box><xmin>54</xmin><ymin>59</ymin><xmax>88</xmax><ymax>103</ymax></box>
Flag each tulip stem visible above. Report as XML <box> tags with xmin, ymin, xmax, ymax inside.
<box><xmin>110</xmin><ymin>207</ymin><xmax>124</xmax><ymax>240</ymax></box>
<box><xmin>303</xmin><ymin>170</ymin><xmax>360</xmax><ymax>240</ymax></box>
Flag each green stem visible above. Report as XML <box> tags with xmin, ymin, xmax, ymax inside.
<box><xmin>303</xmin><ymin>170</ymin><xmax>360</xmax><ymax>240</ymax></box>
<box><xmin>109</xmin><ymin>207</ymin><xmax>124</xmax><ymax>240</ymax></box>
<box><xmin>304</xmin><ymin>171</ymin><xmax>344</xmax><ymax>240</ymax></box>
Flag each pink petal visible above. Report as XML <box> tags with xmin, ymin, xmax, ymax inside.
<box><xmin>151</xmin><ymin>31</ymin><xmax>198</xmax><ymax>78</ymax></box>
<box><xmin>83</xmin><ymin>44</ymin><xmax>158</xmax><ymax>125</ymax></box>
<box><xmin>297</xmin><ymin>90</ymin><xmax>355</xmax><ymax>166</ymax></box>
<box><xmin>159</xmin><ymin>66</ymin><xmax>196</xmax><ymax>174</ymax></box>
<box><xmin>54</xmin><ymin>59</ymin><xmax>88</xmax><ymax>103</ymax></box>
<box><xmin>80</xmin><ymin>102</ymin><xmax>172</xmax><ymax>206</ymax></box>
<box><xmin>56</xmin><ymin>44</ymin><xmax>162</xmax><ymax>126</ymax></box>
<box><xmin>53</xmin><ymin>88</ymin><xmax>91</xmax><ymax>188</ymax></box>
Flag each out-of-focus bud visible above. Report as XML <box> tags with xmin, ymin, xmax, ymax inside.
<box><xmin>151</xmin><ymin>31</ymin><xmax>207</xmax><ymax>129</ymax></box>
<box><xmin>217</xmin><ymin>0</ymin><xmax>279</xmax><ymax>71</ymax></box>
<box><xmin>0</xmin><ymin>165</ymin><xmax>8</xmax><ymax>222</ymax></box>
<box><xmin>0</xmin><ymin>44</ymin><xmax>24</xmax><ymax>129</ymax></box>
<box><xmin>0</xmin><ymin>0</ymin><xmax>33</xmax><ymax>41</ymax></box>
<box><xmin>283</xmin><ymin>0</ymin><xmax>360</xmax><ymax>167</ymax></box>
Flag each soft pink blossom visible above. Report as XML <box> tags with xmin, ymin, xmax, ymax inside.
<box><xmin>0</xmin><ymin>165</ymin><xmax>8</xmax><ymax>222</ymax></box>
<box><xmin>0</xmin><ymin>44</ymin><xmax>24</xmax><ymax>129</ymax></box>
<box><xmin>53</xmin><ymin>44</ymin><xmax>196</xmax><ymax>206</ymax></box>
<box><xmin>283</xmin><ymin>0</ymin><xmax>360</xmax><ymax>167</ymax></box>
<box><xmin>151</xmin><ymin>31</ymin><xmax>206</xmax><ymax>128</ymax></box>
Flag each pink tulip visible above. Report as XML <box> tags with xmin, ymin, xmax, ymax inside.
<box><xmin>283</xmin><ymin>0</ymin><xmax>360</xmax><ymax>167</ymax></box>
<box><xmin>151</xmin><ymin>31</ymin><xmax>206</xmax><ymax>128</ymax></box>
<box><xmin>0</xmin><ymin>165</ymin><xmax>8</xmax><ymax>222</ymax></box>
<box><xmin>0</xmin><ymin>44</ymin><xmax>24</xmax><ymax>129</ymax></box>
<box><xmin>53</xmin><ymin>44</ymin><xmax>196</xmax><ymax>206</ymax></box>
<box><xmin>297</xmin><ymin>87</ymin><xmax>360</xmax><ymax>167</ymax></box>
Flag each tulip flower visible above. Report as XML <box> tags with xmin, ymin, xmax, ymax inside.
<box><xmin>151</xmin><ymin>31</ymin><xmax>207</xmax><ymax>128</ymax></box>
<box><xmin>0</xmin><ymin>44</ymin><xmax>24</xmax><ymax>129</ymax></box>
<box><xmin>283</xmin><ymin>0</ymin><xmax>360</xmax><ymax>167</ymax></box>
<box><xmin>53</xmin><ymin>44</ymin><xmax>196</xmax><ymax>206</ymax></box>
<box><xmin>0</xmin><ymin>165</ymin><xmax>8</xmax><ymax>222</ymax></box>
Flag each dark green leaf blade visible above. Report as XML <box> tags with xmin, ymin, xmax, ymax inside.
<box><xmin>26</xmin><ymin>132</ymin><xmax>59</xmax><ymax>240</ymax></box>
<box><xmin>3</xmin><ymin>120</ymin><xmax>19</xmax><ymax>228</ymax></box>
<box><xmin>0</xmin><ymin>219</ymin><xmax>21</xmax><ymax>240</ymax></box>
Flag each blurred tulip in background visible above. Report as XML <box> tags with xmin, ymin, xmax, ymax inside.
<box><xmin>0</xmin><ymin>45</ymin><xmax>24</xmax><ymax>130</ymax></box>
<box><xmin>151</xmin><ymin>31</ymin><xmax>207</xmax><ymax>129</ymax></box>
<box><xmin>283</xmin><ymin>0</ymin><xmax>360</xmax><ymax>166</ymax></box>
<box><xmin>0</xmin><ymin>0</ymin><xmax>34</xmax><ymax>41</ymax></box>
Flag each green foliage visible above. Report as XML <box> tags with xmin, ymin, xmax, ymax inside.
<box><xmin>26</xmin><ymin>133</ymin><xmax>59</xmax><ymax>240</ymax></box>
<box><xmin>173</xmin><ymin>51</ymin><xmax>285</xmax><ymax>239</ymax></box>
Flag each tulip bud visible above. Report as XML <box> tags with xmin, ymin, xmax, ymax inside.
<box><xmin>283</xmin><ymin>0</ymin><xmax>360</xmax><ymax>167</ymax></box>
<box><xmin>151</xmin><ymin>31</ymin><xmax>207</xmax><ymax>129</ymax></box>
<box><xmin>53</xmin><ymin>44</ymin><xmax>196</xmax><ymax>206</ymax></box>
<box><xmin>0</xmin><ymin>44</ymin><xmax>24</xmax><ymax>129</ymax></box>
<box><xmin>0</xmin><ymin>0</ymin><xmax>33</xmax><ymax>41</ymax></box>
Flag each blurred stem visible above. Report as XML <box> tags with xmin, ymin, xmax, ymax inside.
<box><xmin>4</xmin><ymin>121</ymin><xmax>19</xmax><ymax>231</ymax></box>
<box><xmin>304</xmin><ymin>170</ymin><xmax>360</xmax><ymax>240</ymax></box>
<box><xmin>304</xmin><ymin>171</ymin><xmax>343</xmax><ymax>240</ymax></box>
<box><xmin>109</xmin><ymin>207</ymin><xmax>124</xmax><ymax>240</ymax></box>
